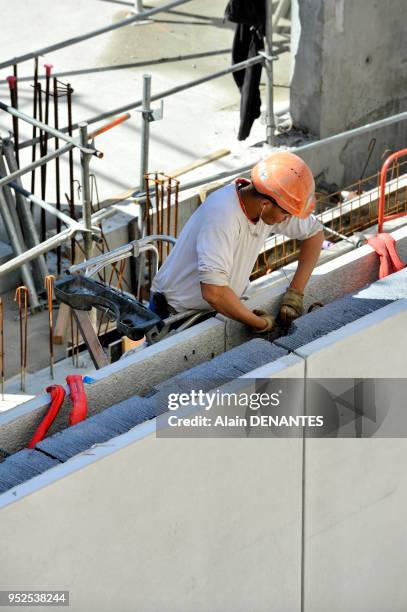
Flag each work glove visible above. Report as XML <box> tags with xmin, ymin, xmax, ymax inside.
<box><xmin>279</xmin><ymin>287</ymin><xmax>304</xmax><ymax>326</ymax></box>
<box><xmin>252</xmin><ymin>309</ymin><xmax>275</xmax><ymax>333</ymax></box>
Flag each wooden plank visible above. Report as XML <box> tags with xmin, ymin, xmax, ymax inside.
<box><xmin>165</xmin><ymin>148</ymin><xmax>231</xmax><ymax>179</ymax></box>
<box><xmin>96</xmin><ymin>148</ymin><xmax>231</xmax><ymax>210</ymax></box>
<box><xmin>73</xmin><ymin>310</ymin><xmax>109</xmax><ymax>369</ymax></box>
<box><xmin>53</xmin><ymin>303</ymin><xmax>71</xmax><ymax>345</ymax></box>
<box><xmin>122</xmin><ymin>336</ymin><xmax>146</xmax><ymax>353</ymax></box>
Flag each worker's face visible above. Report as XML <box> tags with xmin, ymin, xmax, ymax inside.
<box><xmin>260</xmin><ymin>199</ymin><xmax>291</xmax><ymax>224</ymax></box>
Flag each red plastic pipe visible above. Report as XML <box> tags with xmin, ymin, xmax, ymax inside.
<box><xmin>27</xmin><ymin>385</ymin><xmax>66</xmax><ymax>448</ymax></box>
<box><xmin>66</xmin><ymin>375</ymin><xmax>88</xmax><ymax>425</ymax></box>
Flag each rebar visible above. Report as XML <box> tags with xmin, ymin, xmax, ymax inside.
<box><xmin>20</xmin><ymin>56</ymin><xmax>268</xmax><ymax>148</ymax></box>
<box><xmin>31</xmin><ymin>58</ymin><xmax>39</xmax><ymax>195</ymax></box>
<box><xmin>7</xmin><ymin>75</ymin><xmax>20</xmax><ymax>166</ymax></box>
<box><xmin>45</xmin><ymin>275</ymin><xmax>55</xmax><ymax>379</ymax></box>
<box><xmin>14</xmin><ymin>286</ymin><xmax>29</xmax><ymax>392</ymax></box>
<box><xmin>7</xmin><ymin>75</ymin><xmax>19</xmax><ymax>167</ymax></box>
<box><xmin>40</xmin><ymin>65</ymin><xmax>53</xmax><ymax>242</ymax></box>
<box><xmin>67</xmin><ymin>83</ymin><xmax>77</xmax><ymax>264</ymax></box>
<box><xmin>0</xmin><ymin>140</ymin><xmax>74</xmax><ymax>190</ymax></box>
<box><xmin>53</xmin><ymin>77</ymin><xmax>62</xmax><ymax>273</ymax></box>
<box><xmin>0</xmin><ymin>101</ymin><xmax>101</xmax><ymax>157</ymax></box>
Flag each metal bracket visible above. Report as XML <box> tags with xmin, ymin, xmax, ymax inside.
<box><xmin>258</xmin><ymin>50</ymin><xmax>278</xmax><ymax>63</ymax></box>
<box><xmin>137</xmin><ymin>100</ymin><xmax>164</xmax><ymax>122</ymax></box>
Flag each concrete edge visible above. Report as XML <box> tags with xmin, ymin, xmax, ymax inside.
<box><xmin>294</xmin><ymin>298</ymin><xmax>407</xmax><ymax>359</ymax></box>
<box><xmin>0</xmin><ymin>353</ymin><xmax>300</xmax><ymax>510</ymax></box>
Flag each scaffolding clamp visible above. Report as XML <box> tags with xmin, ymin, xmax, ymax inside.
<box><xmin>137</xmin><ymin>99</ymin><xmax>164</xmax><ymax>123</ymax></box>
<box><xmin>258</xmin><ymin>50</ymin><xmax>278</xmax><ymax>63</ymax></box>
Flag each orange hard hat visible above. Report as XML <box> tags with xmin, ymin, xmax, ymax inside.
<box><xmin>251</xmin><ymin>151</ymin><xmax>316</xmax><ymax>219</ymax></box>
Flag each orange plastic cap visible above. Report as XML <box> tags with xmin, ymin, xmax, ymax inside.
<box><xmin>251</xmin><ymin>151</ymin><xmax>316</xmax><ymax>219</ymax></box>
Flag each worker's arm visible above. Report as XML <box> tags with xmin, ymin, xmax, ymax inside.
<box><xmin>289</xmin><ymin>230</ymin><xmax>324</xmax><ymax>291</ymax></box>
<box><xmin>201</xmin><ymin>283</ymin><xmax>267</xmax><ymax>330</ymax></box>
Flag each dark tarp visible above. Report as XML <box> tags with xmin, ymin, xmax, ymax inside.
<box><xmin>225</xmin><ymin>0</ymin><xmax>266</xmax><ymax>140</ymax></box>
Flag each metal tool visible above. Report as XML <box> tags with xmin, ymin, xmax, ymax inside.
<box><xmin>320</xmin><ymin>223</ymin><xmax>366</xmax><ymax>247</ymax></box>
<box><xmin>14</xmin><ymin>286</ymin><xmax>29</xmax><ymax>392</ymax></box>
<box><xmin>45</xmin><ymin>275</ymin><xmax>55</xmax><ymax>379</ymax></box>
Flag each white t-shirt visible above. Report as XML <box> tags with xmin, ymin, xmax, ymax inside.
<box><xmin>151</xmin><ymin>181</ymin><xmax>322</xmax><ymax>312</ymax></box>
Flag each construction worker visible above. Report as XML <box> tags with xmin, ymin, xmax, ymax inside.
<box><xmin>150</xmin><ymin>151</ymin><xmax>324</xmax><ymax>332</ymax></box>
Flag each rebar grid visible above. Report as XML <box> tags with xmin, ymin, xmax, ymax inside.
<box><xmin>250</xmin><ymin>164</ymin><xmax>407</xmax><ymax>280</ymax></box>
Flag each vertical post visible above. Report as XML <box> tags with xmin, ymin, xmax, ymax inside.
<box><xmin>139</xmin><ymin>73</ymin><xmax>151</xmax><ymax>193</ymax></box>
<box><xmin>264</xmin><ymin>0</ymin><xmax>276</xmax><ymax>145</ymax></box>
<box><xmin>134</xmin><ymin>0</ymin><xmax>144</xmax><ymax>13</ymax></box>
<box><xmin>79</xmin><ymin>122</ymin><xmax>93</xmax><ymax>260</ymax></box>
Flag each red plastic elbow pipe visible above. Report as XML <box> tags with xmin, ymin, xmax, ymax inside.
<box><xmin>28</xmin><ymin>385</ymin><xmax>66</xmax><ymax>448</ymax></box>
<box><xmin>66</xmin><ymin>375</ymin><xmax>88</xmax><ymax>425</ymax></box>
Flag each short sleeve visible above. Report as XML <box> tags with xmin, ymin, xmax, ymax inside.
<box><xmin>274</xmin><ymin>214</ymin><xmax>323</xmax><ymax>240</ymax></box>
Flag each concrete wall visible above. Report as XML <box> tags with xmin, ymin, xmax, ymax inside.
<box><xmin>290</xmin><ymin>0</ymin><xmax>407</xmax><ymax>184</ymax></box>
<box><xmin>291</xmin><ymin>0</ymin><xmax>407</xmax><ymax>138</ymax></box>
<box><xmin>0</xmin><ymin>357</ymin><xmax>305</xmax><ymax>612</ymax></box>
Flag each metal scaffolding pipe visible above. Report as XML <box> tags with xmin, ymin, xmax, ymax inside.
<box><xmin>0</xmin><ymin>228</ymin><xmax>73</xmax><ymax>277</ymax></box>
<box><xmin>0</xmin><ymin>143</ymin><xmax>74</xmax><ymax>190</ymax></box>
<box><xmin>139</xmin><ymin>74</ymin><xmax>152</xmax><ymax>192</ymax></box>
<box><xmin>0</xmin><ymin>189</ymin><xmax>39</xmax><ymax>307</ymax></box>
<box><xmin>20</xmin><ymin>55</ymin><xmax>269</xmax><ymax>149</ymax></box>
<box><xmin>79</xmin><ymin>123</ymin><xmax>93</xmax><ymax>260</ymax></box>
<box><xmin>0</xmin><ymin>206</ymin><xmax>111</xmax><ymax>277</ymax></box>
<box><xmin>264</xmin><ymin>0</ymin><xmax>276</xmax><ymax>145</ymax></box>
<box><xmin>0</xmin><ymin>101</ymin><xmax>100</xmax><ymax>157</ymax></box>
<box><xmin>8</xmin><ymin>182</ymin><xmax>82</xmax><ymax>229</ymax></box>
<box><xmin>0</xmin><ymin>0</ymin><xmax>194</xmax><ymax>70</ymax></box>
<box><xmin>2</xmin><ymin>140</ymin><xmax>49</xmax><ymax>283</ymax></box>
<box><xmin>134</xmin><ymin>109</ymin><xmax>407</xmax><ymax>200</ymax></box>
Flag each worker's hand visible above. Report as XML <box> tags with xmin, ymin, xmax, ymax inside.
<box><xmin>279</xmin><ymin>287</ymin><xmax>304</xmax><ymax>325</ymax></box>
<box><xmin>252</xmin><ymin>309</ymin><xmax>275</xmax><ymax>333</ymax></box>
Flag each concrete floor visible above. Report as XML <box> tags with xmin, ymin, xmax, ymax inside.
<box><xmin>0</xmin><ymin>0</ymin><xmax>291</xmax><ymax>203</ymax></box>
